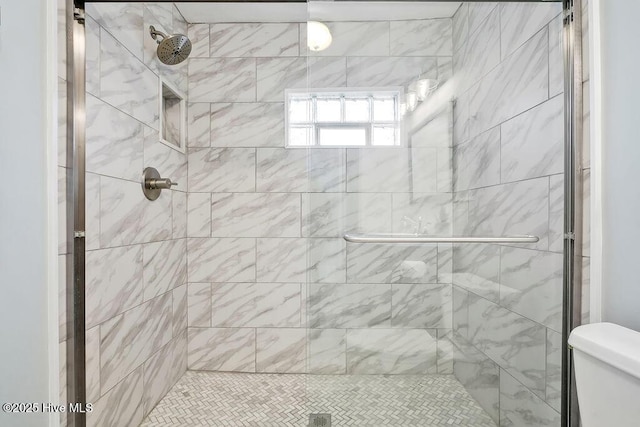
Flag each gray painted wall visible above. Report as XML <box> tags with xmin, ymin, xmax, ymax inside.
<box><xmin>0</xmin><ymin>0</ymin><xmax>52</xmax><ymax>426</ymax></box>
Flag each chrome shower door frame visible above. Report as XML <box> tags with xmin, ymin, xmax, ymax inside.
<box><xmin>65</xmin><ymin>1</ymin><xmax>584</xmax><ymax>426</ymax></box>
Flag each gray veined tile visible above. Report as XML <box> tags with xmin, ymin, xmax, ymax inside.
<box><xmin>500</xmin><ymin>247</ymin><xmax>563</xmax><ymax>332</ymax></box>
<box><xmin>307</xmin><ymin>57</ymin><xmax>348</xmax><ymax>88</ymax></box>
<box><xmin>187</xmin><ymin>283</ymin><xmax>211</xmax><ymax>327</ymax></box>
<box><xmin>256</xmin><ymin>238</ymin><xmax>307</xmax><ymax>283</ymax></box>
<box><xmin>391</xmin><ymin>283</ymin><xmax>453</xmax><ymax>328</ymax></box>
<box><xmin>347</xmin><ymin>329</ymin><xmax>437</xmax><ymax>374</ymax></box>
<box><xmin>438</xmin><ymin>243</ymin><xmax>454</xmax><ymax>284</ymax></box>
<box><xmin>308</xmin><ymin>148</ymin><xmax>346</xmax><ymax>193</ymax></box>
<box><xmin>210</xmin><ymin>23</ymin><xmax>299</xmax><ymax>57</ymax></box>
<box><xmin>187</xmin><ymin>24</ymin><xmax>210</xmax><ymax>58</ymax></box>
<box><xmin>86</xmin><ymin>94</ymin><xmax>144</xmax><ymax>182</ymax></box>
<box><xmin>468</xmin><ymin>177</ymin><xmax>550</xmax><ymax>251</ymax></box>
<box><xmin>257</xmin><ymin>57</ymin><xmax>307</xmax><ymax>102</ymax></box>
<box><xmin>57</xmin><ymin>78</ymin><xmax>68</xmax><ymax>167</ymax></box>
<box><xmin>142</xmin><ymin>336</ymin><xmax>183</xmax><ymax>415</ymax></box>
<box><xmin>500</xmin><ymin>369</ymin><xmax>561</xmax><ymax>427</ymax></box>
<box><xmin>301</xmin><ymin>21</ymin><xmax>390</xmax><ymax>57</ymax></box>
<box><xmin>210</xmin><ymin>103</ymin><xmax>284</xmax><ymax>148</ymax></box>
<box><xmin>86</xmin><ymin>3</ymin><xmax>144</xmax><ymax>61</ymax></box>
<box><xmin>468</xmin><ymin>2</ymin><xmax>499</xmax><ymax>37</ymax></box>
<box><xmin>100</xmin><ymin>293</ymin><xmax>173</xmax><ymax>393</ymax></box>
<box><xmin>211</xmin><ymin>283</ymin><xmax>301</xmax><ymax>328</ymax></box>
<box><xmin>468</xmin><ymin>28</ymin><xmax>549</xmax><ymax>138</ymax></box>
<box><xmin>308</xmin><ymin>329</ymin><xmax>347</xmax><ymax>374</ymax></box>
<box><xmin>187</xmin><ymin>147</ymin><xmax>255</xmax><ymax>193</ymax></box>
<box><xmin>57</xmin><ymin>167</ymin><xmax>68</xmax><ymax>255</ymax></box>
<box><xmin>582</xmin><ymin>168</ymin><xmax>591</xmax><ymax>257</ymax></box>
<box><xmin>347</xmin><ymin>243</ymin><xmax>438</xmax><ymax>284</ymax></box>
<box><xmin>546</xmin><ymin>329</ymin><xmax>562</xmax><ymax>412</ymax></box>
<box><xmin>85</xmin><ymin>244</ymin><xmax>143</xmax><ymax>330</ymax></box>
<box><xmin>85</xmin><ymin>173</ymin><xmax>101</xmax><ymax>251</ymax></box>
<box><xmin>307</xmin><ymin>238</ymin><xmax>346</xmax><ymax>283</ymax></box>
<box><xmin>453</xmin><ymin>126</ymin><xmax>500</xmax><ymax>192</ymax></box>
<box><xmin>187</xmin><ymin>103</ymin><xmax>211</xmax><ymax>148</ymax></box>
<box><xmin>188</xmin><ymin>58</ymin><xmax>256</xmax><ymax>103</ymax></box>
<box><xmin>452</xmin><ymin>3</ymin><xmax>469</xmax><ymax>53</ymax></box>
<box><xmin>501</xmin><ymin>95</ymin><xmax>564</xmax><ymax>183</ymax></box>
<box><xmin>346</xmin><ymin>57</ymin><xmax>438</xmax><ymax>87</ymax></box>
<box><xmin>452</xmin><ymin>286</ymin><xmax>469</xmax><ymax>339</ymax></box>
<box><xmin>142</xmin><ymin>239</ymin><xmax>187</xmax><ymax>302</ymax></box>
<box><xmin>410</xmin><ymin>107</ymin><xmax>453</xmax><ymax>148</ymax></box>
<box><xmin>99</xmin><ymin>29</ymin><xmax>158</xmax><ymax>129</ymax></box>
<box><xmin>438</xmin><ymin>57</ymin><xmax>454</xmax><ymax>83</ymax></box>
<box><xmin>87</xmin><ymin>367</ymin><xmax>144</xmax><ymax>427</ymax></box>
<box><xmin>390</xmin><ymin>19</ymin><xmax>453</xmax><ymax>56</ymax></box>
<box><xmin>437</xmin><ymin>329</ymin><xmax>454</xmax><ymax>374</ymax></box>
<box><xmin>172</xmin><ymin>284</ymin><xmax>188</xmax><ymax>336</ymax></box>
<box><xmin>453</xmin><ymin>244</ymin><xmax>501</xmax><ymax>303</ymax></box>
<box><xmin>256</xmin><ymin>328</ymin><xmax>306</xmax><ymax>373</ymax></box>
<box><xmin>172</xmin><ymin>190</ymin><xmax>187</xmax><ymax>239</ymax></box>
<box><xmin>453</xmin><ymin>191</ymin><xmax>470</xmax><ymax>236</ymax></box>
<box><xmin>391</xmin><ymin>193</ymin><xmax>453</xmax><ymax>236</ymax></box>
<box><xmin>500</xmin><ymin>2</ymin><xmax>562</xmax><ymax>60</ymax></box>
<box><xmin>467</xmin><ymin>295</ymin><xmax>547</xmax><ymax>398</ymax></box>
<box><xmin>187</xmin><ymin>238</ymin><xmax>256</xmax><ymax>283</ymax></box>
<box><xmin>210</xmin><ymin>193</ymin><xmax>301</xmax><ymax>238</ymax></box>
<box><xmin>86</xmin><ymin>325</ymin><xmax>101</xmax><ymax>403</ymax></box>
<box><xmin>256</xmin><ymin>148</ymin><xmax>307</xmax><ymax>193</ymax></box>
<box><xmin>308</xmin><ymin>283</ymin><xmax>391</xmax><ymax>328</ymax></box>
<box><xmin>187</xmin><ymin>193</ymin><xmax>211</xmax><ymax>238</ymax></box>
<box><xmin>187</xmin><ymin>328</ymin><xmax>255</xmax><ymax>372</ymax></box>
<box><xmin>143</xmin><ymin>126</ymin><xmax>187</xmax><ymax>188</ymax></box>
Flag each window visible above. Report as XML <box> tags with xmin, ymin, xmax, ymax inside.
<box><xmin>286</xmin><ymin>89</ymin><xmax>402</xmax><ymax>147</ymax></box>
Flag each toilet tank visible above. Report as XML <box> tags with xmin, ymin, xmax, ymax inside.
<box><xmin>569</xmin><ymin>323</ymin><xmax>640</xmax><ymax>427</ymax></box>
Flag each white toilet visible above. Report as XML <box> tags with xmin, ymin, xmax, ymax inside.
<box><xmin>569</xmin><ymin>322</ymin><xmax>640</xmax><ymax>427</ymax></box>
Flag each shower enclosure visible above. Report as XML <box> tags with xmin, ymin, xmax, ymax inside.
<box><xmin>60</xmin><ymin>0</ymin><xmax>584</xmax><ymax>425</ymax></box>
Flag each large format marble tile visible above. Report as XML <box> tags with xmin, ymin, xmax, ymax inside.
<box><xmin>173</xmin><ymin>284</ymin><xmax>188</xmax><ymax>336</ymax></box>
<box><xmin>256</xmin><ymin>238</ymin><xmax>307</xmax><ymax>283</ymax></box>
<box><xmin>172</xmin><ymin>191</ymin><xmax>187</xmax><ymax>239</ymax></box>
<box><xmin>187</xmin><ymin>238</ymin><xmax>256</xmax><ymax>282</ymax></box>
<box><xmin>346</xmin><ymin>57</ymin><xmax>437</xmax><ymax>87</ymax></box>
<box><xmin>468</xmin><ymin>28</ymin><xmax>549</xmax><ymax>138</ymax></box>
<box><xmin>549</xmin><ymin>14</ymin><xmax>564</xmax><ymax>99</ymax></box>
<box><xmin>257</xmin><ymin>58</ymin><xmax>306</xmax><ymax>102</ymax></box>
<box><xmin>468</xmin><ymin>177</ymin><xmax>550</xmax><ymax>251</ymax></box>
<box><xmin>100</xmin><ymin>293</ymin><xmax>173</xmax><ymax>393</ymax></box>
<box><xmin>85</xmin><ymin>173</ymin><xmax>101</xmax><ymax>251</ymax></box>
<box><xmin>86</xmin><ymin>94</ymin><xmax>144</xmax><ymax>182</ymax></box>
<box><xmin>143</xmin><ymin>126</ymin><xmax>188</xmax><ymax>188</ymax></box>
<box><xmin>391</xmin><ymin>193</ymin><xmax>452</xmax><ymax>236</ymax></box>
<box><xmin>187</xmin><ymin>103</ymin><xmax>211</xmax><ymax>148</ymax></box>
<box><xmin>501</xmin><ymin>95</ymin><xmax>564</xmax><ymax>183</ymax></box>
<box><xmin>211</xmin><ymin>283</ymin><xmax>301</xmax><ymax>328</ymax></box>
<box><xmin>308</xmin><ymin>329</ymin><xmax>347</xmax><ymax>374</ymax></box>
<box><xmin>500</xmin><ymin>2</ymin><xmax>562</xmax><ymax>60</ymax></box>
<box><xmin>437</xmin><ymin>329</ymin><xmax>454</xmax><ymax>374</ymax></box>
<box><xmin>452</xmin><ymin>333</ymin><xmax>500</xmax><ymax>424</ymax></box>
<box><xmin>100</xmin><ymin>29</ymin><xmax>158</xmax><ymax>128</ymax></box>
<box><xmin>546</xmin><ymin>329</ymin><xmax>562</xmax><ymax>412</ymax></box>
<box><xmin>85</xmin><ymin>245</ymin><xmax>143</xmax><ymax>330</ymax></box>
<box><xmin>86</xmin><ymin>3</ymin><xmax>144</xmax><ymax>61</ymax></box>
<box><xmin>189</xmin><ymin>58</ymin><xmax>256</xmax><ymax>103</ymax></box>
<box><xmin>187</xmin><ymin>24</ymin><xmax>210</xmax><ymax>58</ymax></box>
<box><xmin>188</xmin><ymin>147</ymin><xmax>255</xmax><ymax>193</ymax></box>
<box><xmin>308</xmin><ymin>149</ymin><xmax>346</xmax><ymax>192</ymax></box>
<box><xmin>256</xmin><ymin>148</ymin><xmax>307</xmax><ymax>192</ymax></box>
<box><xmin>87</xmin><ymin>367</ymin><xmax>144</xmax><ymax>427</ymax></box>
<box><xmin>500</xmin><ymin>247</ymin><xmax>563</xmax><ymax>332</ymax></box>
<box><xmin>410</xmin><ymin>107</ymin><xmax>452</xmax><ymax>148</ymax></box>
<box><xmin>307</xmin><ymin>238</ymin><xmax>347</xmax><ymax>283</ymax></box>
<box><xmin>452</xmin><ymin>3</ymin><xmax>469</xmax><ymax>53</ymax></box>
<box><xmin>391</xmin><ymin>283</ymin><xmax>452</xmax><ymax>328</ymax></box>
<box><xmin>390</xmin><ymin>19</ymin><xmax>452</xmax><ymax>56</ymax></box>
<box><xmin>187</xmin><ymin>193</ymin><xmax>211</xmax><ymax>238</ymax></box>
<box><xmin>188</xmin><ymin>328</ymin><xmax>255</xmax><ymax>372</ymax></box>
<box><xmin>453</xmin><ymin>244</ymin><xmax>500</xmax><ymax>303</ymax></box>
<box><xmin>301</xmin><ymin>21</ymin><xmax>390</xmax><ymax>57</ymax></box>
<box><xmin>187</xmin><ymin>283</ymin><xmax>211</xmax><ymax>327</ymax></box>
<box><xmin>210</xmin><ymin>103</ymin><xmax>284</xmax><ymax>148</ymax></box>
<box><xmin>500</xmin><ymin>370</ymin><xmax>561</xmax><ymax>426</ymax></box>
<box><xmin>302</xmin><ymin>193</ymin><xmax>392</xmax><ymax>238</ymax></box>
<box><xmin>453</xmin><ymin>126</ymin><xmax>500</xmax><ymax>191</ymax></box>
<box><xmin>468</xmin><ymin>2</ymin><xmax>499</xmax><ymax>36</ymax></box>
<box><xmin>210</xmin><ymin>23</ymin><xmax>298</xmax><ymax>57</ymax></box>
<box><xmin>142</xmin><ymin>239</ymin><xmax>187</xmax><ymax>301</ymax></box>
<box><xmin>346</xmin><ymin>329</ymin><xmax>437</xmax><ymax>374</ymax></box>
<box><xmin>438</xmin><ymin>243</ymin><xmax>454</xmax><ymax>284</ymax></box>
<box><xmin>86</xmin><ymin>325</ymin><xmax>101</xmax><ymax>402</ymax></box>
<box><xmin>467</xmin><ymin>295</ymin><xmax>547</xmax><ymax>398</ymax></box>
<box><xmin>210</xmin><ymin>193</ymin><xmax>301</xmax><ymax>237</ymax></box>
<box><xmin>308</xmin><ymin>283</ymin><xmax>391</xmax><ymax>328</ymax></box>
<box><xmin>142</xmin><ymin>338</ymin><xmax>178</xmax><ymax>415</ymax></box>
<box><xmin>346</xmin><ymin>243</ymin><xmax>438</xmax><ymax>283</ymax></box>
<box><xmin>85</xmin><ymin>16</ymin><xmax>101</xmax><ymax>97</ymax></box>
<box><xmin>256</xmin><ymin>328</ymin><xmax>306</xmax><ymax>373</ymax></box>
<box><xmin>307</xmin><ymin>57</ymin><xmax>348</xmax><ymax>88</ymax></box>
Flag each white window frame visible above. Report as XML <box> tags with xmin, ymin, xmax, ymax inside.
<box><xmin>285</xmin><ymin>87</ymin><xmax>403</xmax><ymax>148</ymax></box>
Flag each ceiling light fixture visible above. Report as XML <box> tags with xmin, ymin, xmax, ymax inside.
<box><xmin>307</xmin><ymin>21</ymin><xmax>333</xmax><ymax>52</ymax></box>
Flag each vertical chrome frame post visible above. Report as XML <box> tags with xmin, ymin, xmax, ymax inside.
<box><xmin>562</xmin><ymin>0</ymin><xmax>583</xmax><ymax>426</ymax></box>
<box><xmin>66</xmin><ymin>1</ymin><xmax>87</xmax><ymax>426</ymax></box>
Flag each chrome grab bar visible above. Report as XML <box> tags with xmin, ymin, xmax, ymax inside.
<box><xmin>343</xmin><ymin>233</ymin><xmax>539</xmax><ymax>244</ymax></box>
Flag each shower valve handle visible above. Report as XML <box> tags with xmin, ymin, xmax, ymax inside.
<box><xmin>142</xmin><ymin>167</ymin><xmax>176</xmax><ymax>201</ymax></box>
<box><xmin>146</xmin><ymin>178</ymin><xmax>178</xmax><ymax>190</ymax></box>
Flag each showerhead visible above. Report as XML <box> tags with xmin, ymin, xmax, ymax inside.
<box><xmin>149</xmin><ymin>26</ymin><xmax>192</xmax><ymax>65</ymax></box>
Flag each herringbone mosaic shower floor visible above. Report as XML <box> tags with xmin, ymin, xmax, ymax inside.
<box><xmin>141</xmin><ymin>372</ymin><xmax>496</xmax><ymax>426</ymax></box>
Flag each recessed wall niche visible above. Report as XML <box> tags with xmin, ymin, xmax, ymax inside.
<box><xmin>159</xmin><ymin>78</ymin><xmax>186</xmax><ymax>152</ymax></box>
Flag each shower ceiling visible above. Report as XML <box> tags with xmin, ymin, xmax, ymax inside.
<box><xmin>176</xmin><ymin>1</ymin><xmax>462</xmax><ymax>23</ymax></box>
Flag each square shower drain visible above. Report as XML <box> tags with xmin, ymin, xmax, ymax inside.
<box><xmin>309</xmin><ymin>413</ymin><xmax>331</xmax><ymax>426</ymax></box>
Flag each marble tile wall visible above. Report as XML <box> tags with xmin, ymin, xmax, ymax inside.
<box><xmin>58</xmin><ymin>3</ymin><xmax>189</xmax><ymax>426</ymax></box>
<box><xmin>450</xmin><ymin>2</ymin><xmax>573</xmax><ymax>426</ymax></box>
<box><xmin>186</xmin><ymin>18</ymin><xmax>455</xmax><ymax>376</ymax></box>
